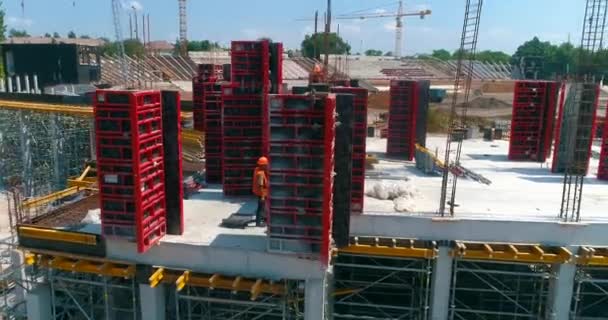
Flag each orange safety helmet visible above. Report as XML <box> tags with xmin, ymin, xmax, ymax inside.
<box><xmin>257</xmin><ymin>156</ymin><xmax>269</xmax><ymax>166</ymax></box>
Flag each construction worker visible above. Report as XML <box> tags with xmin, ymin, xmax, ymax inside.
<box><xmin>252</xmin><ymin>156</ymin><xmax>269</xmax><ymax>227</ymax></box>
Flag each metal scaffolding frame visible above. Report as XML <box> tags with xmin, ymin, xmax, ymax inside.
<box><xmin>571</xmin><ymin>266</ymin><xmax>608</xmax><ymax>319</ymax></box>
<box><xmin>0</xmin><ymin>109</ymin><xmax>92</xmax><ymax>198</ymax></box>
<box><xmin>333</xmin><ymin>252</ymin><xmax>433</xmax><ymax>320</ymax></box>
<box><xmin>166</xmin><ymin>281</ymin><xmax>304</xmax><ymax>320</ymax></box>
<box><xmin>44</xmin><ymin>268</ymin><xmax>138</xmax><ymax>320</ymax></box>
<box><xmin>449</xmin><ymin>259</ymin><xmax>552</xmax><ymax>320</ymax></box>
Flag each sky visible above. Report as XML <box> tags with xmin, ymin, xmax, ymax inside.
<box><xmin>3</xmin><ymin>0</ymin><xmax>586</xmax><ymax>55</ymax></box>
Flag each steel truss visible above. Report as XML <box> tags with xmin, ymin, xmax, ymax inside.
<box><xmin>0</xmin><ymin>109</ymin><xmax>91</xmax><ymax>197</ymax></box>
<box><xmin>333</xmin><ymin>252</ymin><xmax>433</xmax><ymax>320</ymax></box>
<box><xmin>45</xmin><ymin>268</ymin><xmax>138</xmax><ymax>320</ymax></box>
<box><xmin>449</xmin><ymin>259</ymin><xmax>552</xmax><ymax>320</ymax></box>
<box><xmin>166</xmin><ymin>281</ymin><xmax>304</xmax><ymax>320</ymax></box>
<box><xmin>572</xmin><ymin>266</ymin><xmax>608</xmax><ymax>319</ymax></box>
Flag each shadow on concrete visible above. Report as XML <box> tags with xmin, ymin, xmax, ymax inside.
<box><xmin>466</xmin><ymin>153</ymin><xmax>511</xmax><ymax>162</ymax></box>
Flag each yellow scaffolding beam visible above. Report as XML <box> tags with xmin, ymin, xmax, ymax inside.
<box><xmin>0</xmin><ymin>99</ymin><xmax>193</xmax><ymax>121</ymax></box>
<box><xmin>340</xmin><ymin>236</ymin><xmax>438</xmax><ymax>259</ymax></box>
<box><xmin>25</xmin><ymin>251</ymin><xmax>135</xmax><ymax>278</ymax></box>
<box><xmin>452</xmin><ymin>241</ymin><xmax>572</xmax><ymax>264</ymax></box>
<box><xmin>150</xmin><ymin>268</ymin><xmax>285</xmax><ymax>298</ymax></box>
<box><xmin>21</xmin><ymin>186</ymin><xmax>82</xmax><ymax>210</ymax></box>
<box><xmin>578</xmin><ymin>247</ymin><xmax>608</xmax><ymax>266</ymax></box>
<box><xmin>18</xmin><ymin>226</ymin><xmax>98</xmax><ymax>245</ymax></box>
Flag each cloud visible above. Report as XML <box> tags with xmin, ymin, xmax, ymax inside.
<box><xmin>339</xmin><ymin>24</ymin><xmax>361</xmax><ymax>34</ymax></box>
<box><xmin>384</xmin><ymin>22</ymin><xmax>396</xmax><ymax>31</ymax></box>
<box><xmin>6</xmin><ymin>16</ymin><xmax>33</xmax><ymax>28</ymax></box>
<box><xmin>122</xmin><ymin>0</ymin><xmax>143</xmax><ymax>11</ymax></box>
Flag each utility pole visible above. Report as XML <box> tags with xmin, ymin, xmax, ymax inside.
<box><xmin>323</xmin><ymin>0</ymin><xmax>331</xmax><ymax>69</ymax></box>
<box><xmin>314</xmin><ymin>10</ymin><xmax>319</xmax><ymax>34</ymax></box>
<box><xmin>142</xmin><ymin>14</ymin><xmax>146</xmax><ymax>47</ymax></box>
<box><xmin>132</xmin><ymin>6</ymin><xmax>139</xmax><ymax>41</ymax></box>
<box><xmin>147</xmin><ymin>14</ymin><xmax>151</xmax><ymax>44</ymax></box>
<box><xmin>129</xmin><ymin>14</ymin><xmax>133</xmax><ymax>39</ymax></box>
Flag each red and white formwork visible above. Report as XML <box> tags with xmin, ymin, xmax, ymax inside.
<box><xmin>387</xmin><ymin>80</ymin><xmax>420</xmax><ymax>161</ymax></box>
<box><xmin>599</xmin><ymin>109</ymin><xmax>608</xmax><ymax>180</ymax></box>
<box><xmin>331</xmin><ymin>86</ymin><xmax>368</xmax><ymax>213</ymax></box>
<box><xmin>508</xmin><ymin>81</ymin><xmax>560</xmax><ymax>162</ymax></box>
<box><xmin>265</xmin><ymin>93</ymin><xmax>336</xmax><ymax>266</ymax></box>
<box><xmin>94</xmin><ymin>90</ymin><xmax>167</xmax><ymax>253</ymax></box>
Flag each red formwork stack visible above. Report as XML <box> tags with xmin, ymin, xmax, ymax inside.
<box><xmin>203</xmin><ymin>80</ymin><xmax>223</xmax><ymax>183</ymax></box>
<box><xmin>192</xmin><ymin>64</ymin><xmax>223</xmax><ymax>132</ymax></box>
<box><xmin>221</xmin><ymin>40</ymin><xmax>271</xmax><ymax>195</ymax></box>
<box><xmin>94</xmin><ymin>90</ymin><xmax>167</xmax><ymax>253</ymax></box>
<box><xmin>387</xmin><ymin>80</ymin><xmax>419</xmax><ymax>160</ymax></box>
<box><xmin>599</xmin><ymin>109</ymin><xmax>608</xmax><ymax>180</ymax></box>
<box><xmin>331</xmin><ymin>86</ymin><xmax>368</xmax><ymax>213</ymax></box>
<box><xmin>265</xmin><ymin>93</ymin><xmax>336</xmax><ymax>265</ymax></box>
<box><xmin>508</xmin><ymin>81</ymin><xmax>560</xmax><ymax>162</ymax></box>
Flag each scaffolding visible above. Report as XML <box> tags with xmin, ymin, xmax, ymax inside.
<box><xmin>572</xmin><ymin>266</ymin><xmax>608</xmax><ymax>319</ymax></box>
<box><xmin>449</xmin><ymin>259</ymin><xmax>552</xmax><ymax>320</ymax></box>
<box><xmin>333</xmin><ymin>252</ymin><xmax>433</xmax><ymax>319</ymax></box>
<box><xmin>0</xmin><ymin>108</ymin><xmax>92</xmax><ymax>198</ymax></box>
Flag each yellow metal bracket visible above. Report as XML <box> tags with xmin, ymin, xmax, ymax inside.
<box><xmin>452</xmin><ymin>241</ymin><xmax>572</xmax><ymax>264</ymax></box>
<box><xmin>25</xmin><ymin>251</ymin><xmax>135</xmax><ymax>278</ymax></box>
<box><xmin>340</xmin><ymin>236</ymin><xmax>438</xmax><ymax>259</ymax></box>
<box><xmin>578</xmin><ymin>247</ymin><xmax>608</xmax><ymax>266</ymax></box>
<box><xmin>18</xmin><ymin>226</ymin><xmax>98</xmax><ymax>246</ymax></box>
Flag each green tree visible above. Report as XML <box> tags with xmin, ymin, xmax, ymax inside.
<box><xmin>301</xmin><ymin>33</ymin><xmax>351</xmax><ymax>59</ymax></box>
<box><xmin>431</xmin><ymin>49</ymin><xmax>451</xmax><ymax>60</ymax></box>
<box><xmin>44</xmin><ymin>33</ymin><xmax>51</xmax><ymax>38</ymax></box>
<box><xmin>365</xmin><ymin>49</ymin><xmax>383</xmax><ymax>56</ymax></box>
<box><xmin>384</xmin><ymin>51</ymin><xmax>393</xmax><ymax>56</ymax></box>
<box><xmin>67</xmin><ymin>31</ymin><xmax>76</xmax><ymax>38</ymax></box>
<box><xmin>102</xmin><ymin>39</ymin><xmax>145</xmax><ymax>57</ymax></box>
<box><xmin>476</xmin><ymin>50</ymin><xmax>511</xmax><ymax>63</ymax></box>
<box><xmin>186</xmin><ymin>40</ymin><xmax>221</xmax><ymax>52</ymax></box>
<box><xmin>52</xmin><ymin>32</ymin><xmax>60</xmax><ymax>38</ymax></box>
<box><xmin>80</xmin><ymin>34</ymin><xmax>91</xmax><ymax>39</ymax></box>
<box><xmin>8</xmin><ymin>28</ymin><xmax>29</xmax><ymax>37</ymax></box>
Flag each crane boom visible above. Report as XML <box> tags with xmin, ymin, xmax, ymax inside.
<box><xmin>335</xmin><ymin>10</ymin><xmax>431</xmax><ymax>20</ymax></box>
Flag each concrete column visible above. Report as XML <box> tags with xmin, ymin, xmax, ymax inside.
<box><xmin>305</xmin><ymin>277</ymin><xmax>328</xmax><ymax>320</ymax></box>
<box><xmin>11</xmin><ymin>250</ymin><xmax>26</xmax><ymax>305</ymax></box>
<box><xmin>33</xmin><ymin>74</ymin><xmax>40</xmax><ymax>93</ymax></box>
<box><xmin>547</xmin><ymin>262</ymin><xmax>577</xmax><ymax>320</ymax></box>
<box><xmin>430</xmin><ymin>245</ymin><xmax>454</xmax><ymax>320</ymax></box>
<box><xmin>15</xmin><ymin>75</ymin><xmax>21</xmax><ymax>93</ymax></box>
<box><xmin>24</xmin><ymin>74</ymin><xmax>30</xmax><ymax>93</ymax></box>
<box><xmin>139</xmin><ymin>284</ymin><xmax>166</xmax><ymax>320</ymax></box>
<box><xmin>26</xmin><ymin>284</ymin><xmax>52</xmax><ymax>320</ymax></box>
<box><xmin>7</xmin><ymin>76</ymin><xmax>13</xmax><ymax>92</ymax></box>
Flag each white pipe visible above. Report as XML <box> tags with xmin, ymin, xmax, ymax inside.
<box><xmin>33</xmin><ymin>74</ymin><xmax>40</xmax><ymax>94</ymax></box>
<box><xmin>15</xmin><ymin>75</ymin><xmax>21</xmax><ymax>93</ymax></box>
<box><xmin>24</xmin><ymin>74</ymin><xmax>30</xmax><ymax>93</ymax></box>
<box><xmin>7</xmin><ymin>76</ymin><xmax>13</xmax><ymax>93</ymax></box>
<box><xmin>0</xmin><ymin>78</ymin><xmax>5</xmax><ymax>92</ymax></box>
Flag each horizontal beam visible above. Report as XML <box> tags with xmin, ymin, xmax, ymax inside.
<box><xmin>25</xmin><ymin>251</ymin><xmax>135</xmax><ymax>278</ymax></box>
<box><xmin>340</xmin><ymin>236</ymin><xmax>438</xmax><ymax>259</ymax></box>
<box><xmin>452</xmin><ymin>241</ymin><xmax>572</xmax><ymax>264</ymax></box>
<box><xmin>18</xmin><ymin>225</ymin><xmax>97</xmax><ymax>245</ymax></box>
<box><xmin>21</xmin><ymin>186</ymin><xmax>82</xmax><ymax>209</ymax></box>
<box><xmin>578</xmin><ymin>247</ymin><xmax>608</xmax><ymax>266</ymax></box>
<box><xmin>150</xmin><ymin>268</ymin><xmax>286</xmax><ymax>298</ymax></box>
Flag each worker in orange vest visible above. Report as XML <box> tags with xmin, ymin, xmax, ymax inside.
<box><xmin>252</xmin><ymin>156</ymin><xmax>269</xmax><ymax>227</ymax></box>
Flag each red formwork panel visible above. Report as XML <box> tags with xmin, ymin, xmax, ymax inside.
<box><xmin>331</xmin><ymin>86</ymin><xmax>368</xmax><ymax>212</ymax></box>
<box><xmin>94</xmin><ymin>90</ymin><xmax>167</xmax><ymax>253</ymax></box>
<box><xmin>266</xmin><ymin>94</ymin><xmax>336</xmax><ymax>266</ymax></box>
<box><xmin>231</xmin><ymin>40</ymin><xmax>270</xmax><ymax>94</ymax></box>
<box><xmin>387</xmin><ymin>80</ymin><xmax>419</xmax><ymax>161</ymax></box>
<box><xmin>508</xmin><ymin>81</ymin><xmax>560</xmax><ymax>162</ymax></box>
<box><xmin>598</xmin><ymin>108</ymin><xmax>608</xmax><ymax>180</ymax></box>
<box><xmin>202</xmin><ymin>80</ymin><xmax>223</xmax><ymax>183</ymax></box>
<box><xmin>552</xmin><ymin>83</ymin><xmax>599</xmax><ymax>174</ymax></box>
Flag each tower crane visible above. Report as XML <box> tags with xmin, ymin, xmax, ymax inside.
<box><xmin>335</xmin><ymin>1</ymin><xmax>431</xmax><ymax>58</ymax></box>
<box><xmin>111</xmin><ymin>0</ymin><xmax>129</xmax><ymax>85</ymax></box>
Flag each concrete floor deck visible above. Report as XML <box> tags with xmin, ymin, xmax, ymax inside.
<box><xmin>364</xmin><ymin>136</ymin><xmax>608</xmax><ymax>222</ymax></box>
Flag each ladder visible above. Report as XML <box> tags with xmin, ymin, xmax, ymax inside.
<box><xmin>560</xmin><ymin>0</ymin><xmax>607</xmax><ymax>222</ymax></box>
<box><xmin>439</xmin><ymin>0</ymin><xmax>483</xmax><ymax>216</ymax></box>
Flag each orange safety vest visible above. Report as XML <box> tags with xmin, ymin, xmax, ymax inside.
<box><xmin>252</xmin><ymin>167</ymin><xmax>268</xmax><ymax>198</ymax></box>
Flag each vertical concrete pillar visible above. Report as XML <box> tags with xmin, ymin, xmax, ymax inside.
<box><xmin>24</xmin><ymin>74</ymin><xmax>30</xmax><ymax>93</ymax></box>
<box><xmin>305</xmin><ymin>277</ymin><xmax>328</xmax><ymax>320</ymax></box>
<box><xmin>33</xmin><ymin>74</ymin><xmax>40</xmax><ymax>93</ymax></box>
<box><xmin>7</xmin><ymin>76</ymin><xmax>13</xmax><ymax>92</ymax></box>
<box><xmin>547</xmin><ymin>262</ymin><xmax>577</xmax><ymax>320</ymax></box>
<box><xmin>15</xmin><ymin>75</ymin><xmax>21</xmax><ymax>93</ymax></box>
<box><xmin>430</xmin><ymin>245</ymin><xmax>454</xmax><ymax>320</ymax></box>
<box><xmin>139</xmin><ymin>284</ymin><xmax>166</xmax><ymax>320</ymax></box>
<box><xmin>11</xmin><ymin>250</ymin><xmax>26</xmax><ymax>305</ymax></box>
<box><xmin>26</xmin><ymin>284</ymin><xmax>52</xmax><ymax>320</ymax></box>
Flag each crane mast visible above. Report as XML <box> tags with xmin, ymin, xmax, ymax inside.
<box><xmin>111</xmin><ymin>0</ymin><xmax>129</xmax><ymax>85</ymax></box>
<box><xmin>395</xmin><ymin>0</ymin><xmax>404</xmax><ymax>58</ymax></box>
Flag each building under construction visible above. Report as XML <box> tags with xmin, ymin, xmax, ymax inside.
<box><xmin>0</xmin><ymin>1</ymin><xmax>608</xmax><ymax>320</ymax></box>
